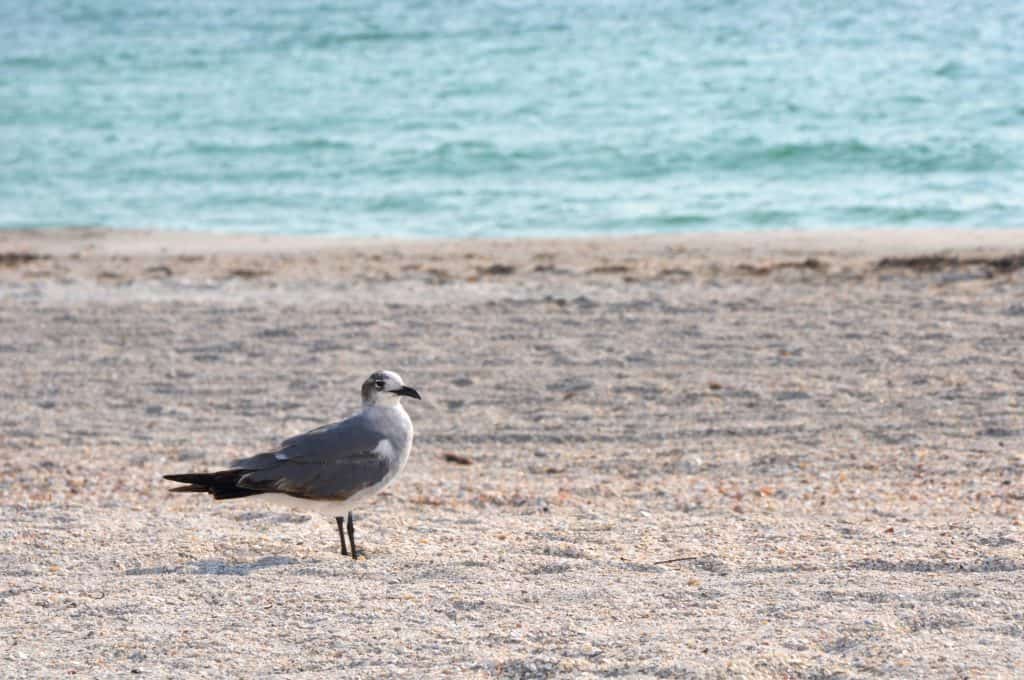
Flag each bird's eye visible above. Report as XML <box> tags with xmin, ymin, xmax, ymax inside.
<box><xmin>374</xmin><ymin>381</ymin><xmax>385</xmax><ymax>390</ymax></box>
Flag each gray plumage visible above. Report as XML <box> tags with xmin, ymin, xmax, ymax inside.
<box><xmin>231</xmin><ymin>409</ymin><xmax>408</xmax><ymax>500</ymax></box>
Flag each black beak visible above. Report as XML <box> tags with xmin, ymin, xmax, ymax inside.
<box><xmin>392</xmin><ymin>386</ymin><xmax>422</xmax><ymax>400</ymax></box>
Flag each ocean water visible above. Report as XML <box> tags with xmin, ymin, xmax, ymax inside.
<box><xmin>2</xmin><ymin>0</ymin><xmax>1023</xmax><ymax>238</ymax></box>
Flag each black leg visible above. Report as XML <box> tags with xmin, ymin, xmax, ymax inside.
<box><xmin>347</xmin><ymin>511</ymin><xmax>357</xmax><ymax>560</ymax></box>
<box><xmin>336</xmin><ymin>516</ymin><xmax>348</xmax><ymax>556</ymax></box>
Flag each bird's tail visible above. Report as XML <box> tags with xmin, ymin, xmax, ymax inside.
<box><xmin>163</xmin><ymin>470</ymin><xmax>265</xmax><ymax>500</ymax></box>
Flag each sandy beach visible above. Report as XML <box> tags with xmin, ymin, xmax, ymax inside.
<box><xmin>1</xmin><ymin>227</ymin><xmax>1022</xmax><ymax>678</ymax></box>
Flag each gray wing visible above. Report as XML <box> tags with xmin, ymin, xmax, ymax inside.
<box><xmin>230</xmin><ymin>415</ymin><xmax>390</xmax><ymax>500</ymax></box>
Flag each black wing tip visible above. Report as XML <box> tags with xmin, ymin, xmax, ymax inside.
<box><xmin>162</xmin><ymin>471</ymin><xmax>266</xmax><ymax>500</ymax></box>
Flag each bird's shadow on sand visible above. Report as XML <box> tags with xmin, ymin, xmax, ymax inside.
<box><xmin>232</xmin><ymin>511</ymin><xmax>311</xmax><ymax>524</ymax></box>
<box><xmin>126</xmin><ymin>556</ymin><xmax>301</xmax><ymax>576</ymax></box>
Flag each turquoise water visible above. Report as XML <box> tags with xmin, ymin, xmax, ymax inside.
<box><xmin>2</xmin><ymin>1</ymin><xmax>1023</xmax><ymax>237</ymax></box>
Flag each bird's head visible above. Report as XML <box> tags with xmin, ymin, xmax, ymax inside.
<box><xmin>361</xmin><ymin>370</ymin><xmax>421</xmax><ymax>406</ymax></box>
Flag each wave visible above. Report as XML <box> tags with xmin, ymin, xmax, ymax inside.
<box><xmin>294</xmin><ymin>23</ymin><xmax>567</xmax><ymax>50</ymax></box>
<box><xmin>309</xmin><ymin>30</ymin><xmax>438</xmax><ymax>48</ymax></box>
<box><xmin>1</xmin><ymin>55</ymin><xmax>57</xmax><ymax>69</ymax></box>
<box><xmin>188</xmin><ymin>139</ymin><xmax>355</xmax><ymax>155</ymax></box>
<box><xmin>840</xmin><ymin>205</ymin><xmax>988</xmax><ymax>224</ymax></box>
<box><xmin>705</xmin><ymin>139</ymin><xmax>1015</xmax><ymax>174</ymax></box>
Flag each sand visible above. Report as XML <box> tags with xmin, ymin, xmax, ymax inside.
<box><xmin>1</xmin><ymin>227</ymin><xmax>1022</xmax><ymax>678</ymax></box>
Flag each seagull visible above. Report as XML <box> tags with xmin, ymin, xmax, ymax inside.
<box><xmin>164</xmin><ymin>370</ymin><xmax>421</xmax><ymax>559</ymax></box>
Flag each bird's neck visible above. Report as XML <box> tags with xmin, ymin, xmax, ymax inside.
<box><xmin>363</xmin><ymin>400</ymin><xmax>406</xmax><ymax>414</ymax></box>
<box><xmin>362</xmin><ymin>401</ymin><xmax>413</xmax><ymax>438</ymax></box>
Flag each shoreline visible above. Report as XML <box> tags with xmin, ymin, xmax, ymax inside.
<box><xmin>3</xmin><ymin>225</ymin><xmax>1023</xmax><ymax>255</ymax></box>
<box><xmin>2</xmin><ymin>226</ymin><xmax>1022</xmax><ymax>288</ymax></box>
